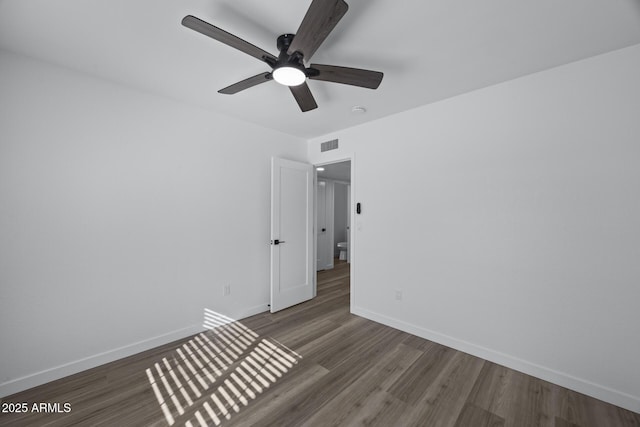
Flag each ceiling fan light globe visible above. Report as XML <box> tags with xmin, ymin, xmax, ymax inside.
<box><xmin>273</xmin><ymin>66</ymin><xmax>306</xmax><ymax>86</ymax></box>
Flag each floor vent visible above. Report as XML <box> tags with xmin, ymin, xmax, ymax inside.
<box><xmin>320</xmin><ymin>139</ymin><xmax>339</xmax><ymax>152</ymax></box>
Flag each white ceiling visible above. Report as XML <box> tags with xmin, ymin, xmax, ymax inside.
<box><xmin>1</xmin><ymin>0</ymin><xmax>640</xmax><ymax>139</ymax></box>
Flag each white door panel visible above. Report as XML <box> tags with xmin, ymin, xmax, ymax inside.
<box><xmin>347</xmin><ymin>184</ymin><xmax>351</xmax><ymax>263</ymax></box>
<box><xmin>316</xmin><ymin>180</ymin><xmax>326</xmax><ymax>270</ymax></box>
<box><xmin>316</xmin><ymin>180</ymin><xmax>334</xmax><ymax>270</ymax></box>
<box><xmin>270</xmin><ymin>157</ymin><xmax>314</xmax><ymax>313</ymax></box>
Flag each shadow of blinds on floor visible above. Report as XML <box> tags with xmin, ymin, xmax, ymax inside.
<box><xmin>146</xmin><ymin>309</ymin><xmax>302</xmax><ymax>426</ymax></box>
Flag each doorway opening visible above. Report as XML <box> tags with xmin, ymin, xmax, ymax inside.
<box><xmin>314</xmin><ymin>159</ymin><xmax>353</xmax><ymax>309</ymax></box>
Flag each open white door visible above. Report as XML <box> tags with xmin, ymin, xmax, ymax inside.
<box><xmin>347</xmin><ymin>184</ymin><xmax>351</xmax><ymax>263</ymax></box>
<box><xmin>270</xmin><ymin>157</ymin><xmax>314</xmax><ymax>313</ymax></box>
<box><xmin>316</xmin><ymin>180</ymin><xmax>334</xmax><ymax>271</ymax></box>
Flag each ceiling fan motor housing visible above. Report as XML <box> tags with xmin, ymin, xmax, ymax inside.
<box><xmin>276</xmin><ymin>34</ymin><xmax>295</xmax><ymax>53</ymax></box>
<box><xmin>275</xmin><ymin>34</ymin><xmax>307</xmax><ymax>71</ymax></box>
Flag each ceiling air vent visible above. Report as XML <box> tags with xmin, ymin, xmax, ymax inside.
<box><xmin>320</xmin><ymin>139</ymin><xmax>339</xmax><ymax>152</ymax></box>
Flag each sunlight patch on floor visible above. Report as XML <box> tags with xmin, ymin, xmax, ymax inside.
<box><xmin>146</xmin><ymin>309</ymin><xmax>302</xmax><ymax>426</ymax></box>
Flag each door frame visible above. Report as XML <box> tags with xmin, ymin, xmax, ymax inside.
<box><xmin>312</xmin><ymin>156</ymin><xmax>355</xmax><ymax>311</ymax></box>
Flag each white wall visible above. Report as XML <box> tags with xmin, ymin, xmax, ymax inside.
<box><xmin>308</xmin><ymin>44</ymin><xmax>640</xmax><ymax>412</ymax></box>
<box><xmin>0</xmin><ymin>50</ymin><xmax>306</xmax><ymax>396</ymax></box>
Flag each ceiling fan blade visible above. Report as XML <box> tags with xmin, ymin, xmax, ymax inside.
<box><xmin>218</xmin><ymin>72</ymin><xmax>273</xmax><ymax>95</ymax></box>
<box><xmin>182</xmin><ymin>15</ymin><xmax>277</xmax><ymax>64</ymax></box>
<box><xmin>308</xmin><ymin>64</ymin><xmax>383</xmax><ymax>89</ymax></box>
<box><xmin>287</xmin><ymin>0</ymin><xmax>348</xmax><ymax>60</ymax></box>
<box><xmin>290</xmin><ymin>82</ymin><xmax>318</xmax><ymax>112</ymax></box>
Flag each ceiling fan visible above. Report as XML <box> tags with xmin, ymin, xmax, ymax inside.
<box><xmin>182</xmin><ymin>0</ymin><xmax>383</xmax><ymax>112</ymax></box>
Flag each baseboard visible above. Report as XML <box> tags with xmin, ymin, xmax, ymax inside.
<box><xmin>0</xmin><ymin>324</ymin><xmax>204</xmax><ymax>399</ymax></box>
<box><xmin>229</xmin><ymin>303</ymin><xmax>270</xmax><ymax>321</ymax></box>
<box><xmin>351</xmin><ymin>306</ymin><xmax>640</xmax><ymax>414</ymax></box>
<box><xmin>1</xmin><ymin>304</ymin><xmax>272</xmax><ymax>399</ymax></box>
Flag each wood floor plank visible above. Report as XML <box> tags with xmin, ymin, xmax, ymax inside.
<box><xmin>300</xmin><ymin>343</ymin><xmax>422</xmax><ymax>426</ymax></box>
<box><xmin>247</xmin><ymin>328</ymin><xmax>411</xmax><ymax>426</ymax></box>
<box><xmin>188</xmin><ymin>361</ymin><xmax>330</xmax><ymax>427</ymax></box>
<box><xmin>387</xmin><ymin>340</ymin><xmax>456</xmax><ymax>405</ymax></box>
<box><xmin>400</xmin><ymin>351</ymin><xmax>486</xmax><ymax>427</ymax></box>
<box><xmin>239</xmin><ymin>350</ymin><xmax>381</xmax><ymax>426</ymax></box>
<box><xmin>321</xmin><ymin>391</ymin><xmax>409</xmax><ymax>427</ymax></box>
<box><xmin>555</xmin><ymin>389</ymin><xmax>640</xmax><ymax>427</ymax></box>
<box><xmin>469</xmin><ymin>361</ymin><xmax>638</xmax><ymax>427</ymax></box>
<box><xmin>555</xmin><ymin>416</ymin><xmax>583</xmax><ymax>427</ymax></box>
<box><xmin>468</xmin><ymin>361</ymin><xmax>579</xmax><ymax>427</ymax></box>
<box><xmin>403</xmin><ymin>333</ymin><xmax>440</xmax><ymax>352</ymax></box>
<box><xmin>454</xmin><ymin>402</ymin><xmax>505</xmax><ymax>427</ymax></box>
<box><xmin>466</xmin><ymin>360</ymin><xmax>512</xmax><ymax>412</ymax></box>
<box><xmin>303</xmin><ymin>318</ymin><xmax>400</xmax><ymax>370</ymax></box>
<box><xmin>270</xmin><ymin>317</ymin><xmax>342</xmax><ymax>350</ymax></box>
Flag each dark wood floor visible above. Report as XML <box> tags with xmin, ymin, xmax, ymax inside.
<box><xmin>1</xmin><ymin>260</ymin><xmax>639</xmax><ymax>426</ymax></box>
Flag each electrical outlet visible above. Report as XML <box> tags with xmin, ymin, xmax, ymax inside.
<box><xmin>395</xmin><ymin>290</ymin><xmax>403</xmax><ymax>301</ymax></box>
<box><xmin>223</xmin><ymin>285</ymin><xmax>231</xmax><ymax>296</ymax></box>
